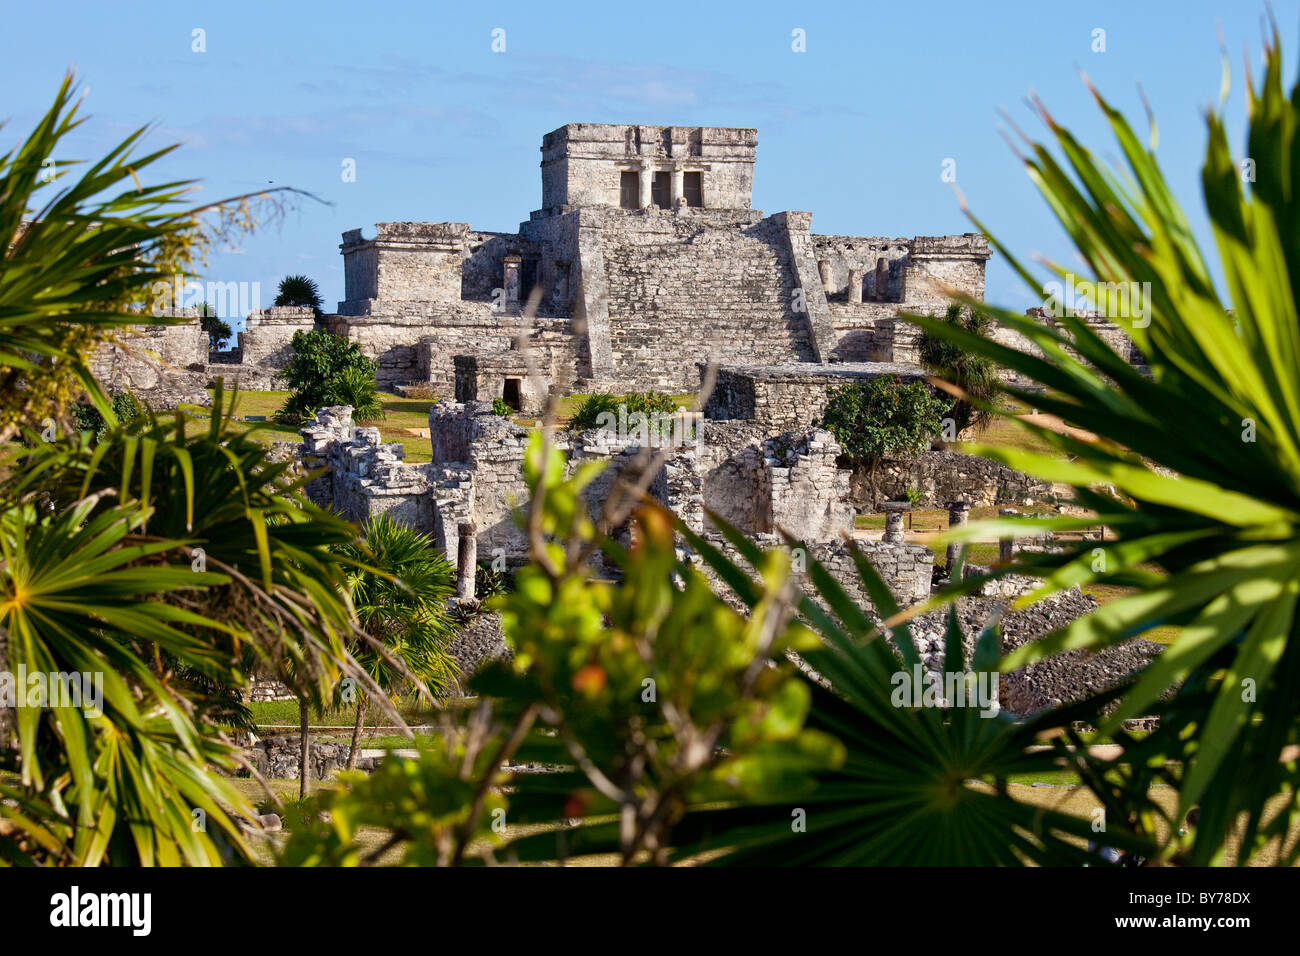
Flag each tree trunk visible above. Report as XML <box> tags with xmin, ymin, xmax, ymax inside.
<box><xmin>298</xmin><ymin>697</ymin><xmax>311</xmax><ymax>799</ymax></box>
<box><xmin>0</xmin><ymin>625</ymin><xmax>13</xmax><ymax>752</ymax></box>
<box><xmin>346</xmin><ymin>698</ymin><xmax>365</xmax><ymax>771</ymax></box>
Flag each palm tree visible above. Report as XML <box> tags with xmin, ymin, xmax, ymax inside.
<box><xmin>916</xmin><ymin>303</ymin><xmax>1000</xmax><ymax>436</ymax></box>
<box><xmin>275</xmin><ymin>274</ymin><xmax>324</xmax><ymax>326</ymax></box>
<box><xmin>0</xmin><ymin>75</ymin><xmax>385</xmax><ymax>864</ymax></box>
<box><xmin>338</xmin><ymin>514</ymin><xmax>460</xmax><ymax>770</ymax></box>
<box><xmin>902</xmin><ymin>28</ymin><xmax>1300</xmax><ymax>864</ymax></box>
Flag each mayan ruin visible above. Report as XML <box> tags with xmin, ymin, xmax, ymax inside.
<box><xmin>7</xmin><ymin>0</ymin><xmax>1293</xmax><ymax>916</ymax></box>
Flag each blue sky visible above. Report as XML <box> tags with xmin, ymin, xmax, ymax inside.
<box><xmin>5</xmin><ymin>0</ymin><xmax>1296</xmax><ymax>327</ymax></box>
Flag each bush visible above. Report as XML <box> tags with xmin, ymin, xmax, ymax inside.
<box><xmin>819</xmin><ymin>376</ymin><xmax>947</xmax><ymax>466</ymax></box>
<box><xmin>330</xmin><ymin>365</ymin><xmax>384</xmax><ymax>424</ymax></box>
<box><xmin>491</xmin><ymin>396</ymin><xmax>513</xmax><ymax>418</ymax></box>
<box><xmin>566</xmin><ymin>391</ymin><xmax>679</xmax><ymax>432</ymax></box>
<box><xmin>71</xmin><ymin>391</ymin><xmax>146</xmax><ymax>443</ymax></box>
<box><xmin>275</xmin><ymin>274</ymin><xmax>323</xmax><ymax>316</ymax></box>
<box><xmin>277</xmin><ymin>330</ymin><xmax>379</xmax><ymax>423</ymax></box>
<box><xmin>566</xmin><ymin>393</ymin><xmax>619</xmax><ymax>431</ymax></box>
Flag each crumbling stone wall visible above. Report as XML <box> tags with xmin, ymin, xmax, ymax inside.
<box><xmin>702</xmin><ymin>362</ymin><xmax>929</xmax><ymax>431</ymax></box>
<box><xmin>302</xmin><ymin>405</ymin><xmax>435</xmax><ymax>532</ymax></box>
<box><xmin>91</xmin><ymin>308</ymin><xmax>210</xmax><ymax>408</ymax></box>
<box><xmin>211</xmin><ymin>306</ymin><xmax>317</xmax><ymax>389</ymax></box>
<box><xmin>849</xmin><ymin>450</ymin><xmax>1055</xmax><ymax>510</ymax></box>
<box><xmin>453</xmin><ymin>353</ymin><xmax>550</xmax><ymax>415</ymax></box>
<box><xmin>699</xmin><ymin>534</ymin><xmax>933</xmax><ymax>615</ymax></box>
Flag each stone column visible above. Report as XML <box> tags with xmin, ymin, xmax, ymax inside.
<box><xmin>638</xmin><ymin>162</ymin><xmax>653</xmax><ymax>209</ymax></box>
<box><xmin>882</xmin><ymin>501</ymin><xmax>909</xmax><ymax>543</ymax></box>
<box><xmin>671</xmin><ymin>166</ymin><xmax>684</xmax><ymax>208</ymax></box>
<box><xmin>875</xmin><ymin>257</ymin><xmax>890</xmax><ymax>301</ymax></box>
<box><xmin>998</xmin><ymin>508</ymin><xmax>1018</xmax><ymax>563</ymax></box>
<box><xmin>503</xmin><ymin>256</ymin><xmax>521</xmax><ymax>312</ymax></box>
<box><xmin>945</xmin><ymin>500</ymin><xmax>970</xmax><ymax>569</ymax></box>
<box><xmin>456</xmin><ymin>521</ymin><xmax>478</xmax><ymax>601</ymax></box>
<box><xmin>817</xmin><ymin>259</ymin><xmax>832</xmax><ymax>291</ymax></box>
<box><xmin>847</xmin><ymin>268</ymin><xmax>864</xmax><ymax>305</ymax></box>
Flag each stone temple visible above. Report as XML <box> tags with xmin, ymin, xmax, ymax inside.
<box><xmin>94</xmin><ymin>123</ymin><xmax>1160</xmax><ymax>711</ymax></box>
<box><xmin>325</xmin><ymin>123</ymin><xmax>992</xmax><ymax>401</ymax></box>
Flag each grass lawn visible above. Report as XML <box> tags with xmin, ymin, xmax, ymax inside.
<box><xmin>183</xmin><ymin>389</ymin><xmax>700</xmax><ymax>459</ymax></box>
<box><xmin>181</xmin><ymin>389</ymin><xmax>439</xmax><ymax>463</ymax></box>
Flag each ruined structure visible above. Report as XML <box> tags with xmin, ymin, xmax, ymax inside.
<box><xmin>327</xmin><ymin>124</ymin><xmax>992</xmax><ymax>402</ymax></box>
<box><xmin>91</xmin><ymin>307</ymin><xmax>211</xmax><ymax>408</ymax></box>
<box><xmin>298</xmin><ymin>402</ymin><xmax>934</xmax><ymax>611</ymax></box>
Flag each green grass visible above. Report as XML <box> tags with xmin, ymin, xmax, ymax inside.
<box><xmin>181</xmin><ymin>389</ymin><xmax>438</xmax><ymax>462</ymax></box>
<box><xmin>246</xmin><ymin>699</ymin><xmax>446</xmax><ymax>727</ymax></box>
<box><xmin>185</xmin><ymin>389</ymin><xmax>700</xmax><ymax>458</ymax></box>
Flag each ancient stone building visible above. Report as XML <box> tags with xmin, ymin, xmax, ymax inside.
<box><xmin>329</xmin><ymin>124</ymin><xmax>993</xmax><ymax>402</ymax></box>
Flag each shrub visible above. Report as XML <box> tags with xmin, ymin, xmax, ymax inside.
<box><xmin>566</xmin><ymin>391</ymin><xmax>680</xmax><ymax>432</ymax></box>
<box><xmin>276</xmin><ymin>329</ymin><xmax>378</xmax><ymax>423</ymax></box>
<box><xmin>491</xmin><ymin>396</ymin><xmax>513</xmax><ymax>418</ymax></box>
<box><xmin>566</xmin><ymin>392</ymin><xmax>620</xmax><ymax>431</ymax></box>
<box><xmin>275</xmin><ymin>274</ymin><xmax>323</xmax><ymax>313</ymax></box>
<box><xmin>70</xmin><ymin>390</ymin><xmax>146</xmax><ymax>442</ymax></box>
<box><xmin>329</xmin><ymin>364</ymin><xmax>385</xmax><ymax>424</ymax></box>
<box><xmin>819</xmin><ymin>376</ymin><xmax>947</xmax><ymax>466</ymax></box>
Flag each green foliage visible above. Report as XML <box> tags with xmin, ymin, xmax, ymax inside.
<box><xmin>276</xmin><ymin>329</ymin><xmax>379</xmax><ymax>423</ymax></box>
<box><xmin>820</xmin><ymin>376</ymin><xmax>947</xmax><ymax>465</ymax></box>
<box><xmin>917</xmin><ymin>304</ymin><xmax>1000</xmax><ymax>434</ymax></box>
<box><xmin>329</xmin><ymin>364</ymin><xmax>384</xmax><ymax>424</ymax></box>
<box><xmin>904</xmin><ymin>487</ymin><xmax>925</xmax><ymax>508</ymax></box>
<box><xmin>277</xmin><ymin>739</ymin><xmax>508</xmax><ymax>866</ymax></box>
<box><xmin>909</xmin><ymin>30</ymin><xmax>1300</xmax><ymax>864</ymax></box>
<box><xmin>0</xmin><ymin>77</ymin><xmax>391</xmax><ymax>866</ymax></box>
<box><xmin>663</xmin><ymin>535</ymin><xmax>1151</xmax><ymax>865</ymax></box>
<box><xmin>70</xmin><ymin>390</ymin><xmax>145</xmax><ymax>442</ymax></box>
<box><xmin>199</xmin><ymin>302</ymin><xmax>232</xmax><ymax>351</ymax></box>
<box><xmin>566</xmin><ymin>391</ymin><xmax>679</xmax><ymax>432</ymax></box>
<box><xmin>491</xmin><ymin>396</ymin><xmax>512</xmax><ymax>418</ymax></box>
<box><xmin>274</xmin><ymin>274</ymin><xmax>322</xmax><ymax>313</ymax></box>
<box><xmin>566</xmin><ymin>392</ymin><xmax>619</xmax><ymax>431</ymax></box>
<box><xmin>339</xmin><ymin>513</ymin><xmax>459</xmax><ymax>700</ymax></box>
<box><xmin>284</xmin><ymin>434</ymin><xmax>841</xmax><ymax>865</ymax></box>
<box><xmin>0</xmin><ymin>74</ymin><xmax>209</xmax><ymax>441</ymax></box>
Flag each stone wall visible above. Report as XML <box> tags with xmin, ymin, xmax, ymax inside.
<box><xmin>215</xmin><ymin>306</ymin><xmax>317</xmax><ymax>389</ymax></box>
<box><xmin>453</xmin><ymin>353</ymin><xmax>550</xmax><ymax>415</ymax></box>
<box><xmin>697</xmin><ymin>426</ymin><xmax>853</xmax><ymax>542</ymax></box>
<box><xmin>849</xmin><ymin>450</ymin><xmax>1055</xmax><ymax>510</ymax></box>
<box><xmin>302</xmin><ymin>405</ymin><xmax>435</xmax><ymax>532</ymax></box>
<box><xmin>699</xmin><ymin>534</ymin><xmax>933</xmax><ymax>615</ymax></box>
<box><xmin>243</xmin><ymin>737</ymin><xmax>357</xmax><ymax>781</ymax></box>
<box><xmin>91</xmin><ymin>308</ymin><xmax>210</xmax><ymax>408</ymax></box>
<box><xmin>702</xmin><ymin>362</ymin><xmax>929</xmax><ymax>431</ymax></box>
